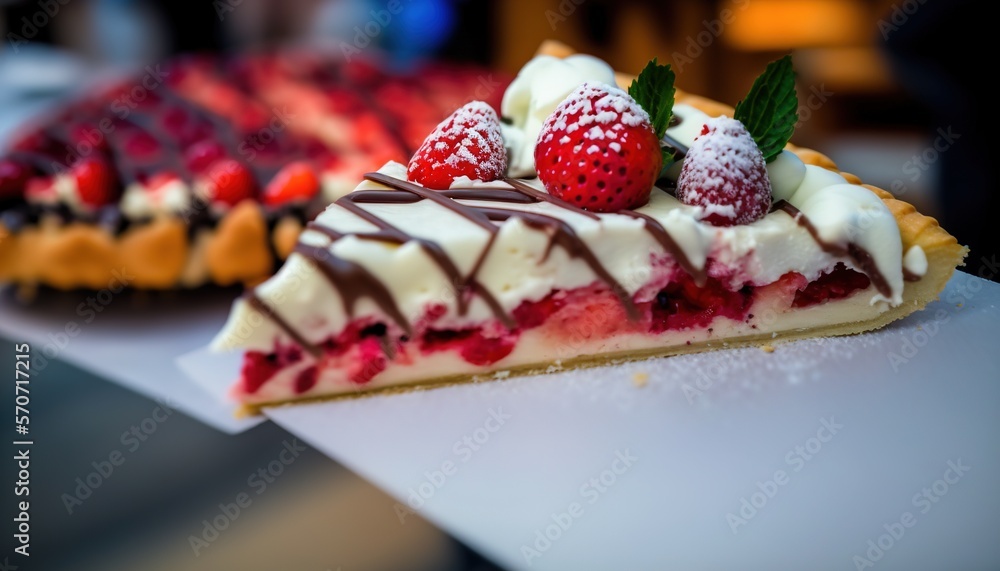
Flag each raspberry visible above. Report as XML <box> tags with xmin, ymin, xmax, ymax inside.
<box><xmin>675</xmin><ymin>116</ymin><xmax>771</xmax><ymax>226</ymax></box>
<box><xmin>534</xmin><ymin>81</ymin><xmax>662</xmax><ymax>213</ymax></box>
<box><xmin>407</xmin><ymin>101</ymin><xmax>507</xmax><ymax>190</ymax></box>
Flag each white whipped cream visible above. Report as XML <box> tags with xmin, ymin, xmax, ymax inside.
<box><xmin>903</xmin><ymin>245</ymin><xmax>928</xmax><ymax>278</ymax></box>
<box><xmin>500</xmin><ymin>54</ymin><xmax>616</xmax><ymax>177</ymax></box>
<box><xmin>120</xmin><ymin>178</ymin><xmax>192</xmax><ymax>219</ymax></box>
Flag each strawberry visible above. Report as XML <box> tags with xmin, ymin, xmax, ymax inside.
<box><xmin>72</xmin><ymin>157</ymin><xmax>117</xmax><ymax>209</ymax></box>
<box><xmin>406</xmin><ymin>101</ymin><xmax>506</xmax><ymax>190</ymax></box>
<box><xmin>203</xmin><ymin>158</ymin><xmax>256</xmax><ymax>207</ymax></box>
<box><xmin>534</xmin><ymin>82</ymin><xmax>662</xmax><ymax>213</ymax></box>
<box><xmin>262</xmin><ymin>161</ymin><xmax>320</xmax><ymax>206</ymax></box>
<box><xmin>0</xmin><ymin>159</ymin><xmax>32</xmax><ymax>200</ymax></box>
<box><xmin>675</xmin><ymin>116</ymin><xmax>771</xmax><ymax>226</ymax></box>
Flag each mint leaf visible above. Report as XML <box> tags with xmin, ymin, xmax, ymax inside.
<box><xmin>629</xmin><ymin>58</ymin><xmax>675</xmax><ymax>140</ymax></box>
<box><xmin>734</xmin><ymin>55</ymin><xmax>798</xmax><ymax>163</ymax></box>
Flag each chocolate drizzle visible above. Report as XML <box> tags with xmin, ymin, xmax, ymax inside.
<box><xmin>244</xmin><ymin>292</ymin><xmax>322</xmax><ymax>358</ymax></box>
<box><xmin>247</xmin><ymin>175</ymin><xmax>904</xmax><ymax>354</ymax></box>
<box><xmin>773</xmin><ymin>200</ymin><xmax>893</xmax><ymax>298</ymax></box>
<box><xmin>294</xmin><ymin>242</ymin><xmax>413</xmax><ymax>336</ymax></box>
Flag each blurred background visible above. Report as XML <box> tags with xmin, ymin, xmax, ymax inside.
<box><xmin>0</xmin><ymin>0</ymin><xmax>990</xmax><ymax>569</ymax></box>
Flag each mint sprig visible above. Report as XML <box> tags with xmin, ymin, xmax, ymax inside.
<box><xmin>734</xmin><ymin>55</ymin><xmax>798</xmax><ymax>163</ymax></box>
<box><xmin>628</xmin><ymin>58</ymin><xmax>676</xmax><ymax>170</ymax></box>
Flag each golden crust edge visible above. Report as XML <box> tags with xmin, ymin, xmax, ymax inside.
<box><xmin>0</xmin><ymin>205</ymin><xmax>298</xmax><ymax>291</ymax></box>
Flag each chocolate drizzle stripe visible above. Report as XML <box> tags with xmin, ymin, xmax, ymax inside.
<box><xmin>305</xmin><ymin>221</ymin><xmax>343</xmax><ymax>240</ymax></box>
<box><xmin>472</xmin><ymin>205</ymin><xmax>639</xmax><ymax>320</ymax></box>
<box><xmin>619</xmin><ymin>209</ymin><xmax>706</xmax><ymax>285</ymax></box>
<box><xmin>503</xmin><ymin>177</ymin><xmax>600</xmax><ymax>220</ymax></box>
<box><xmin>244</xmin><ymin>292</ymin><xmax>322</xmax><ymax>358</ymax></box>
<box><xmin>337</xmin><ymin>190</ymin><xmax>511</xmax><ymax>323</ymax></box>
<box><xmin>364</xmin><ymin>172</ymin><xmax>497</xmax><ymax>232</ymax></box>
<box><xmin>363</xmin><ymin>172</ymin><xmax>639</xmax><ymax>320</ymax></box>
<box><xmin>773</xmin><ymin>200</ymin><xmax>893</xmax><ymax>298</ymax></box>
<box><xmin>295</xmin><ymin>243</ymin><xmax>413</xmax><ymax>336</ymax></box>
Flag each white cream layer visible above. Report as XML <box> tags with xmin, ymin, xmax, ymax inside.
<box><xmin>213</xmin><ymin>104</ymin><xmax>905</xmax><ymax>354</ymax></box>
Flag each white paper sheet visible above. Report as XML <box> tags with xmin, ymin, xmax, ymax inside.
<box><xmin>264</xmin><ymin>271</ymin><xmax>1000</xmax><ymax>571</ymax></box>
<box><xmin>0</xmin><ymin>288</ymin><xmax>262</xmax><ymax>433</ymax></box>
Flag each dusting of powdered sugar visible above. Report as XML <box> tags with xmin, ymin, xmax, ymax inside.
<box><xmin>676</xmin><ymin>116</ymin><xmax>771</xmax><ymax>225</ymax></box>
<box><xmin>415</xmin><ymin>100</ymin><xmax>507</xmax><ymax>180</ymax></box>
<box><xmin>540</xmin><ymin>81</ymin><xmax>652</xmax><ymax>149</ymax></box>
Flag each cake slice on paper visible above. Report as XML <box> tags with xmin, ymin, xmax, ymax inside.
<box><xmin>212</xmin><ymin>43</ymin><xmax>966</xmax><ymax>415</ymax></box>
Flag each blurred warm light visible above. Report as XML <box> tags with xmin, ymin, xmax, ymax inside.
<box><xmin>723</xmin><ymin>0</ymin><xmax>871</xmax><ymax>50</ymax></box>
<box><xmin>794</xmin><ymin>47</ymin><xmax>894</xmax><ymax>92</ymax></box>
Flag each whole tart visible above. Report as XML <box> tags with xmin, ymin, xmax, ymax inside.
<box><xmin>0</xmin><ymin>51</ymin><xmax>506</xmax><ymax>290</ymax></box>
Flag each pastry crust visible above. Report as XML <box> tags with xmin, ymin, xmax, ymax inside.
<box><xmin>0</xmin><ymin>204</ymin><xmax>279</xmax><ymax>291</ymax></box>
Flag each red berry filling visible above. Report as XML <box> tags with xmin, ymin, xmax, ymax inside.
<box><xmin>647</xmin><ymin>274</ymin><xmax>753</xmax><ymax>333</ymax></box>
<box><xmin>239</xmin><ymin>263</ymin><xmax>875</xmax><ymax>394</ymax></box>
<box><xmin>792</xmin><ymin>263</ymin><xmax>871</xmax><ymax>308</ymax></box>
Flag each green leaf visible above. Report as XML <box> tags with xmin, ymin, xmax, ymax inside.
<box><xmin>628</xmin><ymin>58</ymin><xmax>676</xmax><ymax>140</ymax></box>
<box><xmin>734</xmin><ymin>55</ymin><xmax>799</xmax><ymax>163</ymax></box>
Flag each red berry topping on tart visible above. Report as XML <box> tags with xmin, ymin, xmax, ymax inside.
<box><xmin>406</xmin><ymin>101</ymin><xmax>507</xmax><ymax>190</ymax></box>
<box><xmin>123</xmin><ymin>130</ymin><xmax>161</xmax><ymax>161</ymax></box>
<box><xmin>72</xmin><ymin>157</ymin><xmax>117</xmax><ymax>208</ymax></box>
<box><xmin>263</xmin><ymin>161</ymin><xmax>320</xmax><ymax>206</ymax></box>
<box><xmin>675</xmin><ymin>116</ymin><xmax>772</xmax><ymax>226</ymax></box>
<box><xmin>0</xmin><ymin>159</ymin><xmax>31</xmax><ymax>199</ymax></box>
<box><xmin>203</xmin><ymin>158</ymin><xmax>256</xmax><ymax>207</ymax></box>
<box><xmin>184</xmin><ymin>139</ymin><xmax>228</xmax><ymax>174</ymax></box>
<box><xmin>534</xmin><ymin>82</ymin><xmax>662</xmax><ymax>213</ymax></box>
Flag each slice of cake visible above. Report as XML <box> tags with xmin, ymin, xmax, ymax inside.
<box><xmin>212</xmin><ymin>45</ymin><xmax>966</xmax><ymax>415</ymax></box>
<box><xmin>0</xmin><ymin>51</ymin><xmax>505</xmax><ymax>291</ymax></box>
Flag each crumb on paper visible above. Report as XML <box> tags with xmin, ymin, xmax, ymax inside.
<box><xmin>761</xmin><ymin>345</ymin><xmax>775</xmax><ymax>353</ymax></box>
<box><xmin>632</xmin><ymin>372</ymin><xmax>649</xmax><ymax>387</ymax></box>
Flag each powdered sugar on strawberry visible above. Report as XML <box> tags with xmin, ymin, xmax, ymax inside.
<box><xmin>407</xmin><ymin>101</ymin><xmax>507</xmax><ymax>190</ymax></box>
<box><xmin>534</xmin><ymin>82</ymin><xmax>661</xmax><ymax>212</ymax></box>
<box><xmin>676</xmin><ymin>116</ymin><xmax>771</xmax><ymax>226</ymax></box>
